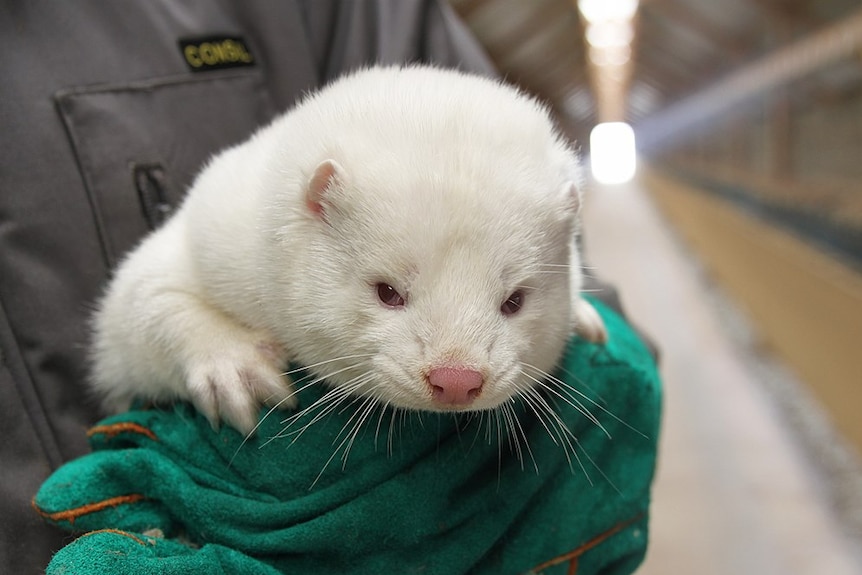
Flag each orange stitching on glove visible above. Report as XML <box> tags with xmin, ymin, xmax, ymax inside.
<box><xmin>87</xmin><ymin>422</ymin><xmax>158</xmax><ymax>441</ymax></box>
<box><xmin>32</xmin><ymin>493</ymin><xmax>146</xmax><ymax>525</ymax></box>
<box><xmin>529</xmin><ymin>512</ymin><xmax>645</xmax><ymax>574</ymax></box>
<box><xmin>79</xmin><ymin>528</ymin><xmax>152</xmax><ymax>547</ymax></box>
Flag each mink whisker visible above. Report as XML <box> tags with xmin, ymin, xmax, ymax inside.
<box><xmin>258</xmin><ymin>368</ymin><xmax>373</xmax><ymax>451</ymax></box>
<box><xmin>516</xmin><ymin>383</ymin><xmax>585</xmax><ymax>479</ymax></box>
<box><xmin>499</xmin><ymin>402</ymin><xmax>520</xmax><ymax>467</ymax></box>
<box><xmin>520</xmin><ymin>366</ymin><xmax>610</xmax><ymax>438</ymax></box>
<box><xmin>531</xmin><ymin>363</ymin><xmax>647</xmax><ymax>439</ymax></box>
<box><xmin>307</xmin><ymin>393</ymin><xmax>377</xmax><ymax>489</ymax></box>
<box><xmin>281</xmin><ymin>373</ymin><xmax>375</xmax><ymax>445</ymax></box>
<box><xmin>233</xmin><ymin>365</ymin><xmax>367</xmax><ymax>462</ymax></box>
<box><xmin>279</xmin><ymin>353</ymin><xmax>376</xmax><ymax>377</ymax></box>
<box><xmin>505</xmin><ymin>400</ymin><xmax>539</xmax><ymax>474</ymax></box>
<box><xmin>373</xmin><ymin>400</ymin><xmax>392</xmax><ymax>451</ymax></box>
<box><xmin>312</xmin><ymin>392</ymin><xmax>378</xmax><ymax>482</ymax></box>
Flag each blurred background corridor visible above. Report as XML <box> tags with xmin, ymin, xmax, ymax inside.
<box><xmin>447</xmin><ymin>0</ymin><xmax>862</xmax><ymax>572</ymax></box>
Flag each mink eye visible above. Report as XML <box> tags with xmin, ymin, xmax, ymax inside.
<box><xmin>376</xmin><ymin>283</ymin><xmax>406</xmax><ymax>308</ymax></box>
<box><xmin>500</xmin><ymin>290</ymin><xmax>524</xmax><ymax>316</ymax></box>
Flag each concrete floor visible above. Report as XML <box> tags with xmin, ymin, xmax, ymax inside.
<box><xmin>580</xmin><ymin>170</ymin><xmax>862</xmax><ymax>575</ymax></box>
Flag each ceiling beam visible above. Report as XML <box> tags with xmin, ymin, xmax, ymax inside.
<box><xmin>647</xmin><ymin>0</ymin><xmax>749</xmax><ymax>61</ymax></box>
<box><xmin>635</xmin><ymin>6</ymin><xmax>862</xmax><ymax>151</ymax></box>
<box><xmin>480</xmin><ymin>1</ymin><xmax>578</xmax><ymax>63</ymax></box>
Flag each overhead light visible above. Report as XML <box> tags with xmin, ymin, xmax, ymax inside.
<box><xmin>590</xmin><ymin>122</ymin><xmax>637</xmax><ymax>185</ymax></box>
<box><xmin>589</xmin><ymin>45</ymin><xmax>632</xmax><ymax>67</ymax></box>
<box><xmin>578</xmin><ymin>0</ymin><xmax>639</xmax><ymax>24</ymax></box>
<box><xmin>586</xmin><ymin>20</ymin><xmax>634</xmax><ymax>48</ymax></box>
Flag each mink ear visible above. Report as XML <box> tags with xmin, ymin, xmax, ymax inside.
<box><xmin>305</xmin><ymin>159</ymin><xmax>344</xmax><ymax>220</ymax></box>
<box><xmin>560</xmin><ymin>181</ymin><xmax>581</xmax><ymax>215</ymax></box>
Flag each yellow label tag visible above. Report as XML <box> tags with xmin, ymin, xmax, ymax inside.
<box><xmin>178</xmin><ymin>36</ymin><xmax>255</xmax><ymax>72</ymax></box>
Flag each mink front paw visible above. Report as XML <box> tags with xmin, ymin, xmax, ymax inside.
<box><xmin>185</xmin><ymin>338</ymin><xmax>295</xmax><ymax>435</ymax></box>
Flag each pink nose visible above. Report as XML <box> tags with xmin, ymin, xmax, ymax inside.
<box><xmin>427</xmin><ymin>367</ymin><xmax>484</xmax><ymax>406</ymax></box>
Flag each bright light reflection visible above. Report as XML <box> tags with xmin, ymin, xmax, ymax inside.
<box><xmin>590</xmin><ymin>122</ymin><xmax>637</xmax><ymax>185</ymax></box>
<box><xmin>578</xmin><ymin>0</ymin><xmax>639</xmax><ymax>23</ymax></box>
<box><xmin>588</xmin><ymin>45</ymin><xmax>631</xmax><ymax>67</ymax></box>
<box><xmin>586</xmin><ymin>20</ymin><xmax>634</xmax><ymax>48</ymax></box>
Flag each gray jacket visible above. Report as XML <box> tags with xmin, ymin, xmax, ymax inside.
<box><xmin>0</xmin><ymin>2</ymin><xmax>493</xmax><ymax>571</ymax></box>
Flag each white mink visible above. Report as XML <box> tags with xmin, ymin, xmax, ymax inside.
<box><xmin>90</xmin><ymin>65</ymin><xmax>608</xmax><ymax>434</ymax></box>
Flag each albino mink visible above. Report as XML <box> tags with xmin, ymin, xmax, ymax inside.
<box><xmin>91</xmin><ymin>65</ymin><xmax>607</xmax><ymax>434</ymax></box>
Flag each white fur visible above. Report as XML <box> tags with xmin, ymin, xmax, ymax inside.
<box><xmin>91</xmin><ymin>65</ymin><xmax>607</xmax><ymax>433</ymax></box>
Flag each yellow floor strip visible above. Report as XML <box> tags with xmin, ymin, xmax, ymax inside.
<box><xmin>646</xmin><ymin>169</ymin><xmax>862</xmax><ymax>455</ymax></box>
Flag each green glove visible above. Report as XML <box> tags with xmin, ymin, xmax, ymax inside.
<box><xmin>34</xmin><ymin>298</ymin><xmax>661</xmax><ymax>575</ymax></box>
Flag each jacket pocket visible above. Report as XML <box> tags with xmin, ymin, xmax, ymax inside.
<box><xmin>55</xmin><ymin>71</ymin><xmax>277</xmax><ymax>267</ymax></box>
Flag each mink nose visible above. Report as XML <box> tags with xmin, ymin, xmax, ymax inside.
<box><xmin>427</xmin><ymin>367</ymin><xmax>484</xmax><ymax>406</ymax></box>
